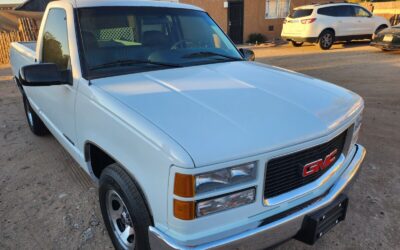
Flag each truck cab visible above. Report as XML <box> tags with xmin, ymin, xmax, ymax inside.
<box><xmin>10</xmin><ymin>0</ymin><xmax>366</xmax><ymax>249</ymax></box>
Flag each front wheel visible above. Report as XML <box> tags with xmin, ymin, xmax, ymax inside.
<box><xmin>319</xmin><ymin>30</ymin><xmax>335</xmax><ymax>50</ymax></box>
<box><xmin>99</xmin><ymin>164</ymin><xmax>152</xmax><ymax>250</ymax></box>
<box><xmin>291</xmin><ymin>41</ymin><xmax>304</xmax><ymax>47</ymax></box>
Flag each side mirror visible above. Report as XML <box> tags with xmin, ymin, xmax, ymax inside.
<box><xmin>240</xmin><ymin>48</ymin><xmax>255</xmax><ymax>61</ymax></box>
<box><xmin>19</xmin><ymin>63</ymin><xmax>70</xmax><ymax>87</ymax></box>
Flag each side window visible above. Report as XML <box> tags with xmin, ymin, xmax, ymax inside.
<box><xmin>354</xmin><ymin>6</ymin><xmax>371</xmax><ymax>17</ymax></box>
<box><xmin>336</xmin><ymin>6</ymin><xmax>354</xmax><ymax>17</ymax></box>
<box><xmin>42</xmin><ymin>8</ymin><xmax>70</xmax><ymax>70</ymax></box>
<box><xmin>317</xmin><ymin>7</ymin><xmax>335</xmax><ymax>16</ymax></box>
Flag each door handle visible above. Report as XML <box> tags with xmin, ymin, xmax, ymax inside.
<box><xmin>229</xmin><ymin>21</ymin><xmax>232</xmax><ymax>26</ymax></box>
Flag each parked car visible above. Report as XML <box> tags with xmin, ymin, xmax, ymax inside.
<box><xmin>10</xmin><ymin>0</ymin><xmax>366</xmax><ymax>249</ymax></box>
<box><xmin>371</xmin><ymin>24</ymin><xmax>400</xmax><ymax>50</ymax></box>
<box><xmin>282</xmin><ymin>3</ymin><xmax>390</xmax><ymax>50</ymax></box>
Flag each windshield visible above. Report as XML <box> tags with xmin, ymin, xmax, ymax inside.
<box><xmin>290</xmin><ymin>9</ymin><xmax>313</xmax><ymax>18</ymax></box>
<box><xmin>77</xmin><ymin>7</ymin><xmax>243</xmax><ymax>79</ymax></box>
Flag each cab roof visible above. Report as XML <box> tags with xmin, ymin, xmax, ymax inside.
<box><xmin>58</xmin><ymin>0</ymin><xmax>203</xmax><ymax>11</ymax></box>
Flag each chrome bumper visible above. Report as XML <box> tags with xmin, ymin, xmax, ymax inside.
<box><xmin>149</xmin><ymin>144</ymin><xmax>366</xmax><ymax>250</ymax></box>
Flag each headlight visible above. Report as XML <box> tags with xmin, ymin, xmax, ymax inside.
<box><xmin>351</xmin><ymin>113</ymin><xmax>362</xmax><ymax>147</ymax></box>
<box><xmin>173</xmin><ymin>162</ymin><xmax>257</xmax><ymax>220</ymax></box>
<box><xmin>196</xmin><ymin>188</ymin><xmax>256</xmax><ymax>217</ymax></box>
<box><xmin>195</xmin><ymin>162</ymin><xmax>257</xmax><ymax>194</ymax></box>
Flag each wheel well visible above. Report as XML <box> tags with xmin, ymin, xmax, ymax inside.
<box><xmin>85</xmin><ymin>143</ymin><xmax>116</xmax><ymax>178</ymax></box>
<box><xmin>376</xmin><ymin>24</ymin><xmax>388</xmax><ymax>32</ymax></box>
<box><xmin>14</xmin><ymin>77</ymin><xmax>25</xmax><ymax>96</ymax></box>
<box><xmin>84</xmin><ymin>143</ymin><xmax>155</xmax><ymax>225</ymax></box>
<box><xmin>319</xmin><ymin>28</ymin><xmax>335</xmax><ymax>38</ymax></box>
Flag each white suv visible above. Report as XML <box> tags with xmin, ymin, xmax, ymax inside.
<box><xmin>281</xmin><ymin>3</ymin><xmax>390</xmax><ymax>50</ymax></box>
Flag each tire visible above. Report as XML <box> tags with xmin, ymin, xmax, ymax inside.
<box><xmin>319</xmin><ymin>30</ymin><xmax>335</xmax><ymax>50</ymax></box>
<box><xmin>23</xmin><ymin>95</ymin><xmax>49</xmax><ymax>136</ymax></box>
<box><xmin>99</xmin><ymin>164</ymin><xmax>152</xmax><ymax>250</ymax></box>
<box><xmin>291</xmin><ymin>41</ymin><xmax>304</xmax><ymax>47</ymax></box>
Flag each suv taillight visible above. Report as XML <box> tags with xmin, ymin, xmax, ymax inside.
<box><xmin>301</xmin><ymin>18</ymin><xmax>316</xmax><ymax>24</ymax></box>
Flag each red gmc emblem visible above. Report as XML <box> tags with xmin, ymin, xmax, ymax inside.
<box><xmin>302</xmin><ymin>149</ymin><xmax>338</xmax><ymax>177</ymax></box>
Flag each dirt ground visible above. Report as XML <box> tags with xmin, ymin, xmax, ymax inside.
<box><xmin>0</xmin><ymin>42</ymin><xmax>399</xmax><ymax>250</ymax></box>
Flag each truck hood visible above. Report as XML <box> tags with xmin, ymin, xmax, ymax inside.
<box><xmin>93</xmin><ymin>61</ymin><xmax>362</xmax><ymax>167</ymax></box>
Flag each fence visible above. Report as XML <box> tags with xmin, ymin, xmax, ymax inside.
<box><xmin>0</xmin><ymin>18</ymin><xmax>39</xmax><ymax>65</ymax></box>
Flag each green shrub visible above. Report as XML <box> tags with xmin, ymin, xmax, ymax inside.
<box><xmin>247</xmin><ymin>33</ymin><xmax>267</xmax><ymax>44</ymax></box>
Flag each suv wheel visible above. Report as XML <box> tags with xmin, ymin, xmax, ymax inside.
<box><xmin>291</xmin><ymin>41</ymin><xmax>304</xmax><ymax>47</ymax></box>
<box><xmin>319</xmin><ymin>30</ymin><xmax>335</xmax><ymax>50</ymax></box>
<box><xmin>23</xmin><ymin>95</ymin><xmax>49</xmax><ymax>136</ymax></box>
<box><xmin>99</xmin><ymin>164</ymin><xmax>152</xmax><ymax>250</ymax></box>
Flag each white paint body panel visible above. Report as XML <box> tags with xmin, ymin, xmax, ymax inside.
<box><xmin>94</xmin><ymin>62</ymin><xmax>362</xmax><ymax>167</ymax></box>
<box><xmin>10</xmin><ymin>0</ymin><xmax>365</xmax><ymax>246</ymax></box>
<box><xmin>281</xmin><ymin>3</ymin><xmax>390</xmax><ymax>39</ymax></box>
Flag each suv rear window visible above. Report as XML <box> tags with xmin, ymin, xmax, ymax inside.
<box><xmin>317</xmin><ymin>6</ymin><xmax>354</xmax><ymax>17</ymax></box>
<box><xmin>290</xmin><ymin>9</ymin><xmax>313</xmax><ymax>18</ymax></box>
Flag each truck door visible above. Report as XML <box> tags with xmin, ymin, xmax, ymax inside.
<box><xmin>25</xmin><ymin>8</ymin><xmax>77</xmax><ymax>145</ymax></box>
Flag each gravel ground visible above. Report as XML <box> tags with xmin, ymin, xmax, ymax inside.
<box><xmin>0</xmin><ymin>42</ymin><xmax>399</xmax><ymax>250</ymax></box>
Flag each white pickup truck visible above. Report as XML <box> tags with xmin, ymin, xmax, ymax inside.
<box><xmin>10</xmin><ymin>0</ymin><xmax>366</xmax><ymax>249</ymax></box>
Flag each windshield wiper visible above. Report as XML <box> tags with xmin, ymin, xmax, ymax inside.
<box><xmin>90</xmin><ymin>59</ymin><xmax>182</xmax><ymax>71</ymax></box>
<box><xmin>182</xmin><ymin>51</ymin><xmax>243</xmax><ymax>61</ymax></box>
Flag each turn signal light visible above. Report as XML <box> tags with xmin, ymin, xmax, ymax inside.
<box><xmin>174</xmin><ymin>200</ymin><xmax>195</xmax><ymax>220</ymax></box>
<box><xmin>174</xmin><ymin>173</ymin><xmax>195</xmax><ymax>197</ymax></box>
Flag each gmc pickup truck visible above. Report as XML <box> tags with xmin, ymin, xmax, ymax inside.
<box><xmin>10</xmin><ymin>0</ymin><xmax>366</xmax><ymax>249</ymax></box>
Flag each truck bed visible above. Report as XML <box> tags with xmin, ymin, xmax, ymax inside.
<box><xmin>10</xmin><ymin>41</ymin><xmax>37</xmax><ymax>78</ymax></box>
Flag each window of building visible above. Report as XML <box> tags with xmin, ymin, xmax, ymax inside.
<box><xmin>265</xmin><ymin>0</ymin><xmax>291</xmax><ymax>19</ymax></box>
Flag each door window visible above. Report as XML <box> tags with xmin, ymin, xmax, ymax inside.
<box><xmin>318</xmin><ymin>6</ymin><xmax>353</xmax><ymax>17</ymax></box>
<box><xmin>317</xmin><ymin>7</ymin><xmax>336</xmax><ymax>16</ymax></box>
<box><xmin>336</xmin><ymin>6</ymin><xmax>354</xmax><ymax>17</ymax></box>
<box><xmin>354</xmin><ymin>6</ymin><xmax>371</xmax><ymax>17</ymax></box>
<box><xmin>41</xmin><ymin>8</ymin><xmax>70</xmax><ymax>70</ymax></box>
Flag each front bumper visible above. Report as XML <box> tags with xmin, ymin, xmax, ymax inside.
<box><xmin>371</xmin><ymin>42</ymin><xmax>400</xmax><ymax>50</ymax></box>
<box><xmin>149</xmin><ymin>144</ymin><xmax>366</xmax><ymax>250</ymax></box>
